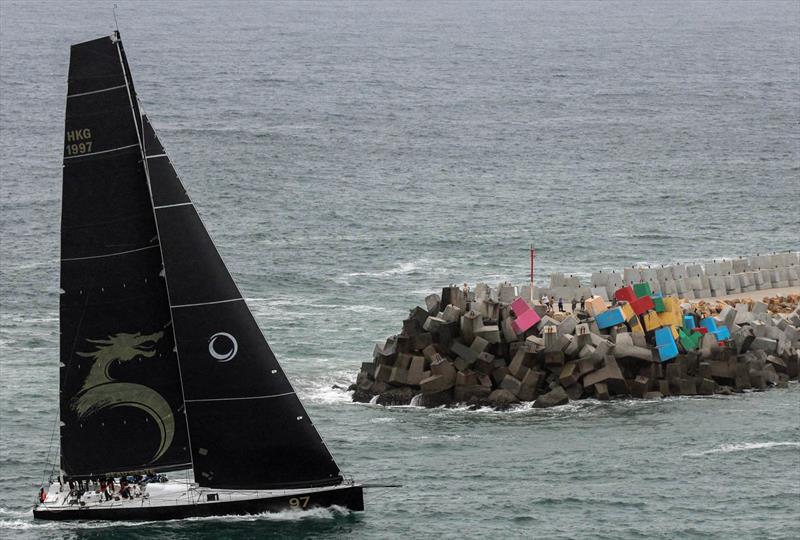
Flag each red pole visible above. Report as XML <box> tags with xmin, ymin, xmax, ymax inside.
<box><xmin>530</xmin><ymin>245</ymin><xmax>536</xmax><ymax>285</ymax></box>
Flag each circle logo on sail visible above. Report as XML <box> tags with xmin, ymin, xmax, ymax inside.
<box><xmin>208</xmin><ymin>332</ymin><xmax>238</xmax><ymax>362</ymax></box>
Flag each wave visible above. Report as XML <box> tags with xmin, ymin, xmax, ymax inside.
<box><xmin>343</xmin><ymin>260</ymin><xmax>430</xmax><ymax>279</ymax></box>
<box><xmin>684</xmin><ymin>442</ymin><xmax>800</xmax><ymax>457</ymax></box>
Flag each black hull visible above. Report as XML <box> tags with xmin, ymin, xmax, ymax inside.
<box><xmin>33</xmin><ymin>484</ymin><xmax>363</xmax><ymax>521</ymax></box>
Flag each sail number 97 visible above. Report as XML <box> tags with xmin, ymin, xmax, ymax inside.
<box><xmin>289</xmin><ymin>496</ymin><xmax>310</xmax><ymax>508</ymax></box>
<box><xmin>65</xmin><ymin>142</ymin><xmax>92</xmax><ymax>156</ymax></box>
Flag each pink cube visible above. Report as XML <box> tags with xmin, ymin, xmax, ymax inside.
<box><xmin>510</xmin><ymin>297</ymin><xmax>540</xmax><ymax>334</ymax></box>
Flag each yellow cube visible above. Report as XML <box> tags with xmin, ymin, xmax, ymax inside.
<box><xmin>643</xmin><ymin>311</ymin><xmax>662</xmax><ymax>331</ymax></box>
<box><xmin>630</xmin><ymin>318</ymin><xmax>645</xmax><ymax>333</ymax></box>
<box><xmin>658</xmin><ymin>311</ymin><xmax>680</xmax><ymax>327</ymax></box>
<box><xmin>586</xmin><ymin>296</ymin><xmax>607</xmax><ymax>317</ymax></box>
<box><xmin>620</xmin><ymin>302</ymin><xmax>635</xmax><ymax>322</ymax></box>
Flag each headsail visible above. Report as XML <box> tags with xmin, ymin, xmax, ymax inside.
<box><xmin>59</xmin><ymin>34</ymin><xmax>191</xmax><ymax>478</ymax></box>
<box><xmin>142</xmin><ymin>116</ymin><xmax>343</xmax><ymax>489</ymax></box>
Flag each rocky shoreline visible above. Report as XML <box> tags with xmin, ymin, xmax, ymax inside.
<box><xmin>350</xmin><ymin>254</ymin><xmax>800</xmax><ymax>410</ymax></box>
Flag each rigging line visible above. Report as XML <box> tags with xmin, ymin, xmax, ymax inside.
<box><xmin>40</xmin><ymin>406</ymin><xmax>60</xmax><ymax>487</ymax></box>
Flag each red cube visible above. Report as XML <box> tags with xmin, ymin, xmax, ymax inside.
<box><xmin>614</xmin><ymin>285</ymin><xmax>636</xmax><ymax>304</ymax></box>
<box><xmin>630</xmin><ymin>295</ymin><xmax>655</xmax><ymax>315</ymax></box>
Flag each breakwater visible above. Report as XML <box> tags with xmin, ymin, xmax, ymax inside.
<box><xmin>351</xmin><ymin>252</ymin><xmax>800</xmax><ymax>409</ymax></box>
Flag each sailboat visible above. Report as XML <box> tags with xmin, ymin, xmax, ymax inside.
<box><xmin>33</xmin><ymin>31</ymin><xmax>363</xmax><ymax>520</ymax></box>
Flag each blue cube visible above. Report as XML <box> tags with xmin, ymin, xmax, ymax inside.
<box><xmin>712</xmin><ymin>326</ymin><xmax>731</xmax><ymax>342</ymax></box>
<box><xmin>700</xmin><ymin>317</ymin><xmax>718</xmax><ymax>332</ymax></box>
<box><xmin>655</xmin><ymin>327</ymin><xmax>679</xmax><ymax>362</ymax></box>
<box><xmin>595</xmin><ymin>307</ymin><xmax>625</xmax><ymax>329</ymax></box>
<box><xmin>683</xmin><ymin>315</ymin><xmax>696</xmax><ymax>329</ymax></box>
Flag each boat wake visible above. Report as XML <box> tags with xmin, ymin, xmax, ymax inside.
<box><xmin>684</xmin><ymin>441</ymin><xmax>800</xmax><ymax>457</ymax></box>
<box><xmin>2</xmin><ymin>505</ymin><xmax>354</xmax><ymax>530</ymax></box>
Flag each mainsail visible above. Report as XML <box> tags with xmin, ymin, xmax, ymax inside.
<box><xmin>59</xmin><ymin>34</ymin><xmax>190</xmax><ymax>478</ymax></box>
<box><xmin>142</xmin><ymin>116</ymin><xmax>343</xmax><ymax>489</ymax></box>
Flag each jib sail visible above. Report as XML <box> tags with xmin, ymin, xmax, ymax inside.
<box><xmin>142</xmin><ymin>118</ymin><xmax>342</xmax><ymax>489</ymax></box>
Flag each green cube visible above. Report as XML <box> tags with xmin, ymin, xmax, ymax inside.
<box><xmin>653</xmin><ymin>296</ymin><xmax>666</xmax><ymax>313</ymax></box>
<box><xmin>633</xmin><ymin>282</ymin><xmax>652</xmax><ymax>298</ymax></box>
<box><xmin>678</xmin><ymin>328</ymin><xmax>701</xmax><ymax>351</ymax></box>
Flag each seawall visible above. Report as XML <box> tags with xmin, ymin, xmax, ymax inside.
<box><xmin>350</xmin><ymin>252</ymin><xmax>800</xmax><ymax>409</ymax></box>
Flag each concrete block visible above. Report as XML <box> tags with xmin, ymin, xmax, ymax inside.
<box><xmin>655</xmin><ymin>327</ymin><xmax>679</xmax><ymax>362</ymax></box>
<box><xmin>583</xmin><ymin>357</ymin><xmax>627</xmax><ymax>394</ymax></box>
<box><xmin>629</xmin><ymin>375</ymin><xmax>650</xmax><ymax>398</ymax></box>
<box><xmin>420</xmin><ymin>374</ymin><xmax>453</xmax><ymax>395</ymax></box>
<box><xmin>488</xmin><ymin>389</ymin><xmax>520</xmax><ymax>406</ymax></box>
<box><xmin>374</xmin><ymin>364</ymin><xmax>392</xmax><ymax>383</ymax></box>
<box><xmin>454</xmin><ymin>384</ymin><xmax>491</xmax><ymax>402</ymax></box>
<box><xmin>593</xmin><ymin>382</ymin><xmax>610</xmax><ymax>400</ymax></box>
<box><xmin>633</xmin><ymin>282</ymin><xmax>652</xmax><ymax>298</ymax></box>
<box><xmin>407</xmin><ymin>356</ymin><xmax>426</xmax><ymax>385</ymax></box>
<box><xmin>455</xmin><ymin>369</ymin><xmax>479</xmax><ymax>387</ymax></box>
<box><xmin>615</xmin><ymin>285</ymin><xmax>636</xmax><ymax>303</ymax></box>
<box><xmin>750</xmin><ymin>337</ymin><xmax>778</xmax><ymax>353</ymax></box>
<box><xmin>533</xmin><ymin>385</ymin><xmax>569</xmax><ymax>408</ymax></box>
<box><xmin>545</xmin><ymin>350</ymin><xmax>565</xmax><ymax>369</ymax></box>
<box><xmin>491</xmin><ymin>366</ymin><xmax>510</xmax><ymax>386</ymax></box>
<box><xmin>475</xmin><ymin>325</ymin><xmax>501</xmax><ymax>344</ymax></box>
<box><xmin>585</xmin><ymin>295</ymin><xmax>607</xmax><ymax>317</ymax></box>
<box><xmin>423</xmin><ymin>316</ymin><xmax>447</xmax><ymax>333</ymax></box>
<box><xmin>425</xmin><ymin>293</ymin><xmax>441</xmax><ymax>314</ymax></box>
<box><xmin>459</xmin><ymin>311</ymin><xmax>483</xmax><ymax>344</ymax></box>
<box><xmin>596</xmin><ymin>307</ymin><xmax>625</xmax><ymax>329</ymax></box>
<box><xmin>559</xmin><ymin>361</ymin><xmax>580</xmax><ymax>387</ymax></box>
<box><xmin>614</xmin><ymin>332</ymin><xmax>654</xmax><ymax>361</ymax></box>
<box><xmin>642</xmin><ymin>311</ymin><xmax>662</xmax><ymax>331</ymax></box>
<box><xmin>500</xmin><ymin>374</ymin><xmax>523</xmax><ymax>396</ymax></box>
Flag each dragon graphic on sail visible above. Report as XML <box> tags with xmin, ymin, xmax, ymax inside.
<box><xmin>72</xmin><ymin>330</ymin><xmax>175</xmax><ymax>463</ymax></box>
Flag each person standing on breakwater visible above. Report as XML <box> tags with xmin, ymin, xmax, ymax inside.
<box><xmin>580</xmin><ymin>296</ymin><xmax>585</xmax><ymax>310</ymax></box>
<box><xmin>541</xmin><ymin>295</ymin><xmax>550</xmax><ymax>311</ymax></box>
<box><xmin>558</xmin><ymin>297</ymin><xmax>564</xmax><ymax>312</ymax></box>
<box><xmin>571</xmin><ymin>298</ymin><xmax>577</xmax><ymax>312</ymax></box>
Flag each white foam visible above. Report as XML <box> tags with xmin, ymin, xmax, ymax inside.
<box><xmin>369</xmin><ymin>417</ymin><xmax>397</xmax><ymax>424</ymax></box>
<box><xmin>684</xmin><ymin>441</ymin><xmax>800</xmax><ymax>457</ymax></box>
<box><xmin>0</xmin><ymin>505</ymin><xmax>352</xmax><ymax>530</ymax></box>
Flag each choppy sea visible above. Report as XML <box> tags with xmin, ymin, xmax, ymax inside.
<box><xmin>1</xmin><ymin>1</ymin><xmax>799</xmax><ymax>538</ymax></box>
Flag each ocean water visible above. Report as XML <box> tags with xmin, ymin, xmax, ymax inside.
<box><xmin>1</xmin><ymin>1</ymin><xmax>799</xmax><ymax>538</ymax></box>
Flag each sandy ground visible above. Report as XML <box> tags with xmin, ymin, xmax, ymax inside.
<box><xmin>691</xmin><ymin>286</ymin><xmax>800</xmax><ymax>303</ymax></box>
<box><xmin>539</xmin><ymin>286</ymin><xmax>800</xmax><ymax>315</ymax></box>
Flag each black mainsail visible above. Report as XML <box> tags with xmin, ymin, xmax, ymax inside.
<box><xmin>59</xmin><ymin>32</ymin><xmax>342</xmax><ymax>490</ymax></box>
<box><xmin>60</xmin><ymin>35</ymin><xmax>190</xmax><ymax>478</ymax></box>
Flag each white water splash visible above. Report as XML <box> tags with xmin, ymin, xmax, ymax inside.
<box><xmin>684</xmin><ymin>442</ymin><xmax>800</xmax><ymax>457</ymax></box>
<box><xmin>0</xmin><ymin>505</ymin><xmax>353</xmax><ymax>530</ymax></box>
